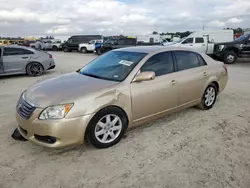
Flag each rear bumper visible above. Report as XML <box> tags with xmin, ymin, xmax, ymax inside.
<box><xmin>47</xmin><ymin>65</ymin><xmax>55</xmax><ymax>70</ymax></box>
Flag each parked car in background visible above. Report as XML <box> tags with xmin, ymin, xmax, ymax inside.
<box><xmin>0</xmin><ymin>45</ymin><xmax>55</xmax><ymax>76</ymax></box>
<box><xmin>78</xmin><ymin>39</ymin><xmax>103</xmax><ymax>53</ymax></box>
<box><xmin>62</xmin><ymin>35</ymin><xmax>103</xmax><ymax>52</ymax></box>
<box><xmin>214</xmin><ymin>34</ymin><xmax>250</xmax><ymax>64</ymax></box>
<box><xmin>15</xmin><ymin>47</ymin><xmax>227</xmax><ymax>149</ymax></box>
<box><xmin>23</xmin><ymin>40</ymin><xmax>37</xmax><ymax>48</ymax></box>
<box><xmin>30</xmin><ymin>40</ymin><xmax>45</xmax><ymax>50</ymax></box>
<box><xmin>164</xmin><ymin>30</ymin><xmax>234</xmax><ymax>57</ymax></box>
<box><xmin>189</xmin><ymin>30</ymin><xmax>234</xmax><ymax>43</ymax></box>
<box><xmin>96</xmin><ymin>37</ymin><xmax>161</xmax><ymax>55</ymax></box>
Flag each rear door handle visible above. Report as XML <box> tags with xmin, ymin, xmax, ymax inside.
<box><xmin>189</xmin><ymin>44</ymin><xmax>193</xmax><ymax>46</ymax></box>
<box><xmin>203</xmin><ymin>72</ymin><xmax>208</xmax><ymax>76</ymax></box>
<box><xmin>171</xmin><ymin>80</ymin><xmax>178</xmax><ymax>85</ymax></box>
<box><xmin>22</xmin><ymin>57</ymin><xmax>29</xmax><ymax>59</ymax></box>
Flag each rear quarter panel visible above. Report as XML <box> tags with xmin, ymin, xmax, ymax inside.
<box><xmin>203</xmin><ymin>55</ymin><xmax>228</xmax><ymax>94</ymax></box>
<box><xmin>30</xmin><ymin>51</ymin><xmax>54</xmax><ymax>70</ymax></box>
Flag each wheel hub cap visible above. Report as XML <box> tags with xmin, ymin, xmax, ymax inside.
<box><xmin>204</xmin><ymin>87</ymin><xmax>215</xmax><ymax>106</ymax></box>
<box><xmin>95</xmin><ymin>114</ymin><xmax>122</xmax><ymax>144</ymax></box>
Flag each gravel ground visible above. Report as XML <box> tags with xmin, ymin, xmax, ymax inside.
<box><xmin>0</xmin><ymin>52</ymin><xmax>250</xmax><ymax>188</ymax></box>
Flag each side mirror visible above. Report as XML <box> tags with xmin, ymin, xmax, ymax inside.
<box><xmin>133</xmin><ymin>71</ymin><xmax>155</xmax><ymax>82</ymax></box>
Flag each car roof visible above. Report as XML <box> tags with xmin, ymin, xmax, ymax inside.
<box><xmin>114</xmin><ymin>46</ymin><xmax>204</xmax><ymax>54</ymax></box>
<box><xmin>2</xmin><ymin>45</ymin><xmax>37</xmax><ymax>52</ymax></box>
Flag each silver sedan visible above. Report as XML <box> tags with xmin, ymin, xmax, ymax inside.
<box><xmin>0</xmin><ymin>45</ymin><xmax>55</xmax><ymax>76</ymax></box>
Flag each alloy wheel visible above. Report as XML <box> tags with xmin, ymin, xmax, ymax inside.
<box><xmin>94</xmin><ymin>114</ymin><xmax>122</xmax><ymax>144</ymax></box>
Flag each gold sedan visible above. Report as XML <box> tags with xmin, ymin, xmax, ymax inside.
<box><xmin>16</xmin><ymin>47</ymin><xmax>228</xmax><ymax>148</ymax></box>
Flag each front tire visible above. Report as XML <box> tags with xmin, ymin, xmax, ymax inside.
<box><xmin>52</xmin><ymin>46</ymin><xmax>58</xmax><ymax>51</ymax></box>
<box><xmin>96</xmin><ymin>48</ymin><xmax>102</xmax><ymax>55</ymax></box>
<box><xmin>86</xmin><ymin>107</ymin><xmax>128</xmax><ymax>149</ymax></box>
<box><xmin>198</xmin><ymin>83</ymin><xmax>217</xmax><ymax>110</ymax></box>
<box><xmin>81</xmin><ymin>47</ymin><xmax>87</xmax><ymax>53</ymax></box>
<box><xmin>26</xmin><ymin>62</ymin><xmax>44</xmax><ymax>76</ymax></box>
<box><xmin>224</xmin><ymin>51</ymin><xmax>237</xmax><ymax>64</ymax></box>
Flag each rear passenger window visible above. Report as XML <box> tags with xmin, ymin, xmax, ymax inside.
<box><xmin>195</xmin><ymin>38</ymin><xmax>204</xmax><ymax>43</ymax></box>
<box><xmin>197</xmin><ymin>54</ymin><xmax>207</xmax><ymax>66</ymax></box>
<box><xmin>3</xmin><ymin>47</ymin><xmax>34</xmax><ymax>56</ymax></box>
<box><xmin>174</xmin><ymin>51</ymin><xmax>200</xmax><ymax>71</ymax></box>
<box><xmin>141</xmin><ymin>52</ymin><xmax>174</xmax><ymax>76</ymax></box>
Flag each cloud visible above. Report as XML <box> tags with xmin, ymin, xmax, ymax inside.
<box><xmin>227</xmin><ymin>18</ymin><xmax>243</xmax><ymax>24</ymax></box>
<box><xmin>208</xmin><ymin>20</ymin><xmax>226</xmax><ymax>28</ymax></box>
<box><xmin>0</xmin><ymin>0</ymin><xmax>250</xmax><ymax>37</ymax></box>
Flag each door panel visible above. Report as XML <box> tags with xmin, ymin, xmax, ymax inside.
<box><xmin>131</xmin><ymin>74</ymin><xmax>179</xmax><ymax>121</ymax></box>
<box><xmin>241</xmin><ymin>39</ymin><xmax>250</xmax><ymax>56</ymax></box>
<box><xmin>176</xmin><ymin>67</ymin><xmax>209</xmax><ymax>105</ymax></box>
<box><xmin>193</xmin><ymin>37</ymin><xmax>207</xmax><ymax>53</ymax></box>
<box><xmin>173</xmin><ymin>51</ymin><xmax>209</xmax><ymax>105</ymax></box>
<box><xmin>3</xmin><ymin>55</ymin><xmax>29</xmax><ymax>73</ymax></box>
<box><xmin>131</xmin><ymin>51</ymin><xmax>179</xmax><ymax>122</ymax></box>
<box><xmin>180</xmin><ymin>37</ymin><xmax>194</xmax><ymax>49</ymax></box>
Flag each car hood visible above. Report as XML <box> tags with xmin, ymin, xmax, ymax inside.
<box><xmin>24</xmin><ymin>72</ymin><xmax>118</xmax><ymax>107</ymax></box>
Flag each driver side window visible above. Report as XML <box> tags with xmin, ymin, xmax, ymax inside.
<box><xmin>140</xmin><ymin>52</ymin><xmax>174</xmax><ymax>76</ymax></box>
<box><xmin>182</xmin><ymin>38</ymin><xmax>193</xmax><ymax>44</ymax></box>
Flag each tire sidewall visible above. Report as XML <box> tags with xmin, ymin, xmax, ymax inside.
<box><xmin>224</xmin><ymin>51</ymin><xmax>237</xmax><ymax>64</ymax></box>
<box><xmin>201</xmin><ymin>84</ymin><xmax>217</xmax><ymax>110</ymax></box>
<box><xmin>53</xmin><ymin>46</ymin><xmax>58</xmax><ymax>51</ymax></box>
<box><xmin>96</xmin><ymin>48</ymin><xmax>102</xmax><ymax>55</ymax></box>
<box><xmin>63</xmin><ymin>47</ymin><xmax>68</xmax><ymax>52</ymax></box>
<box><xmin>86</xmin><ymin>107</ymin><xmax>128</xmax><ymax>149</ymax></box>
<box><xmin>81</xmin><ymin>47</ymin><xmax>87</xmax><ymax>53</ymax></box>
<box><xmin>26</xmin><ymin>62</ymin><xmax>44</xmax><ymax>76</ymax></box>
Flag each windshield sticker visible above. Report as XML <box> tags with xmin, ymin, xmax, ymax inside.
<box><xmin>119</xmin><ymin>60</ymin><xmax>134</xmax><ymax>66</ymax></box>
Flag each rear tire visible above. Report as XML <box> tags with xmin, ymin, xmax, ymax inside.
<box><xmin>63</xmin><ymin>47</ymin><xmax>71</xmax><ymax>52</ymax></box>
<box><xmin>26</xmin><ymin>62</ymin><xmax>44</xmax><ymax>76</ymax></box>
<box><xmin>224</xmin><ymin>51</ymin><xmax>237</xmax><ymax>64</ymax></box>
<box><xmin>86</xmin><ymin>107</ymin><xmax>128</xmax><ymax>149</ymax></box>
<box><xmin>197</xmin><ymin>83</ymin><xmax>217</xmax><ymax>110</ymax></box>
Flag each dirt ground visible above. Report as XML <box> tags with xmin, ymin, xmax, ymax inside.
<box><xmin>0</xmin><ymin>52</ymin><xmax>250</xmax><ymax>188</ymax></box>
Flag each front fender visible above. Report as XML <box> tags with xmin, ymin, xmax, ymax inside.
<box><xmin>67</xmin><ymin>88</ymin><xmax>132</xmax><ymax>123</ymax></box>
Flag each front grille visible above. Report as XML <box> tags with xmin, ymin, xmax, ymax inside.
<box><xmin>17</xmin><ymin>97</ymin><xmax>36</xmax><ymax>119</ymax></box>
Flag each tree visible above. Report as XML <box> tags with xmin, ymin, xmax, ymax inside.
<box><xmin>152</xmin><ymin>31</ymin><xmax>158</xmax><ymax>34</ymax></box>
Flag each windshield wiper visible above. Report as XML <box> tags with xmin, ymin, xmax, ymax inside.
<box><xmin>81</xmin><ymin>72</ymin><xmax>103</xmax><ymax>79</ymax></box>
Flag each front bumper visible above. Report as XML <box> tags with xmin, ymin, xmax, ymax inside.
<box><xmin>16</xmin><ymin>109</ymin><xmax>94</xmax><ymax>148</ymax></box>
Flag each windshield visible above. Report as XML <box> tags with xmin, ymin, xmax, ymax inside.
<box><xmin>235</xmin><ymin>35</ymin><xmax>248</xmax><ymax>41</ymax></box>
<box><xmin>79</xmin><ymin>51</ymin><xmax>147</xmax><ymax>82</ymax></box>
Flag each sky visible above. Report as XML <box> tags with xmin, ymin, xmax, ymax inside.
<box><xmin>0</xmin><ymin>0</ymin><xmax>249</xmax><ymax>40</ymax></box>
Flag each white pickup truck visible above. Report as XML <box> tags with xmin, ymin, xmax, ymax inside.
<box><xmin>79</xmin><ymin>39</ymin><xmax>103</xmax><ymax>53</ymax></box>
<box><xmin>168</xmin><ymin>36</ymin><xmax>215</xmax><ymax>55</ymax></box>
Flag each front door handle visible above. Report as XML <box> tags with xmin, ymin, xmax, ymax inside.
<box><xmin>171</xmin><ymin>80</ymin><xmax>178</xmax><ymax>85</ymax></box>
<box><xmin>203</xmin><ymin>72</ymin><xmax>208</xmax><ymax>76</ymax></box>
<box><xmin>22</xmin><ymin>57</ymin><xmax>29</xmax><ymax>59</ymax></box>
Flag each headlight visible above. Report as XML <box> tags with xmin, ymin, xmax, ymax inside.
<box><xmin>218</xmin><ymin>45</ymin><xmax>224</xmax><ymax>51</ymax></box>
<box><xmin>39</xmin><ymin>103</ymin><xmax>73</xmax><ymax>120</ymax></box>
